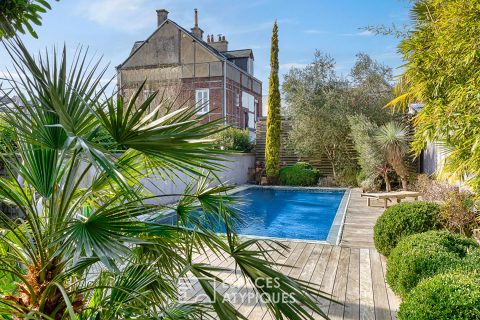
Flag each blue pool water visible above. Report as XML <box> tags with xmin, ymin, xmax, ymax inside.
<box><xmin>232</xmin><ymin>187</ymin><xmax>345</xmax><ymax>241</ymax></box>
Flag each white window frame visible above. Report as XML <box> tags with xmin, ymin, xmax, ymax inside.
<box><xmin>234</xmin><ymin>92</ymin><xmax>240</xmax><ymax>107</ymax></box>
<box><xmin>195</xmin><ymin>89</ymin><xmax>210</xmax><ymax>114</ymax></box>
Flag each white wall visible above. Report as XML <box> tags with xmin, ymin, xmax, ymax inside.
<box><xmin>422</xmin><ymin>141</ymin><xmax>446</xmax><ymax>176</ymax></box>
<box><xmin>141</xmin><ymin>153</ymin><xmax>255</xmax><ymax>204</ymax></box>
<box><xmin>81</xmin><ymin>153</ymin><xmax>255</xmax><ymax>205</ymax></box>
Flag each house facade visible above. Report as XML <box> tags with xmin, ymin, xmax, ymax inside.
<box><xmin>117</xmin><ymin>9</ymin><xmax>262</xmax><ymax>134</ymax></box>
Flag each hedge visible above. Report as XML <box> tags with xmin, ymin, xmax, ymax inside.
<box><xmin>398</xmin><ymin>271</ymin><xmax>480</xmax><ymax>320</ymax></box>
<box><xmin>386</xmin><ymin>230</ymin><xmax>478</xmax><ymax>297</ymax></box>
<box><xmin>374</xmin><ymin>201</ymin><xmax>441</xmax><ymax>256</ymax></box>
<box><xmin>214</xmin><ymin>127</ymin><xmax>253</xmax><ymax>152</ymax></box>
<box><xmin>278</xmin><ymin>162</ymin><xmax>320</xmax><ymax>186</ymax></box>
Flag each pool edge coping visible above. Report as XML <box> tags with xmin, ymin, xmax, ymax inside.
<box><xmin>327</xmin><ymin>188</ymin><xmax>351</xmax><ymax>245</ymax></box>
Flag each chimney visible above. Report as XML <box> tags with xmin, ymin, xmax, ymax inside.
<box><xmin>156</xmin><ymin>9</ymin><xmax>169</xmax><ymax>27</ymax></box>
<box><xmin>190</xmin><ymin>8</ymin><xmax>204</xmax><ymax>39</ymax></box>
<box><xmin>209</xmin><ymin>33</ymin><xmax>229</xmax><ymax>52</ymax></box>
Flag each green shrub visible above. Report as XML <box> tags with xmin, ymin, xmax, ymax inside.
<box><xmin>336</xmin><ymin>164</ymin><xmax>359</xmax><ymax>187</ymax></box>
<box><xmin>278</xmin><ymin>162</ymin><xmax>320</xmax><ymax>186</ymax></box>
<box><xmin>398</xmin><ymin>271</ymin><xmax>480</xmax><ymax>320</ymax></box>
<box><xmin>453</xmin><ymin>248</ymin><xmax>480</xmax><ymax>273</ymax></box>
<box><xmin>214</xmin><ymin>127</ymin><xmax>253</xmax><ymax>152</ymax></box>
<box><xmin>356</xmin><ymin>169</ymin><xmax>367</xmax><ymax>186</ymax></box>
<box><xmin>386</xmin><ymin>230</ymin><xmax>478</xmax><ymax>297</ymax></box>
<box><xmin>291</xmin><ymin>162</ymin><xmax>312</xmax><ymax>170</ymax></box>
<box><xmin>374</xmin><ymin>201</ymin><xmax>442</xmax><ymax>256</ymax></box>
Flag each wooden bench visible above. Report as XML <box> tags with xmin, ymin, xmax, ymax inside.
<box><xmin>361</xmin><ymin>191</ymin><xmax>420</xmax><ymax>208</ymax></box>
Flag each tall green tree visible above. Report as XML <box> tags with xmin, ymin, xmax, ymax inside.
<box><xmin>389</xmin><ymin>0</ymin><xmax>480</xmax><ymax>190</ymax></box>
<box><xmin>349</xmin><ymin>53</ymin><xmax>395</xmax><ymax>124</ymax></box>
<box><xmin>264</xmin><ymin>21</ymin><xmax>281</xmax><ymax>180</ymax></box>
<box><xmin>283</xmin><ymin>52</ymin><xmax>394</xmax><ymax>181</ymax></box>
<box><xmin>284</xmin><ymin>52</ymin><xmax>351</xmax><ymax>179</ymax></box>
<box><xmin>0</xmin><ymin>37</ymin><xmax>331</xmax><ymax>320</ymax></box>
<box><xmin>0</xmin><ymin>0</ymin><xmax>56</xmax><ymax>38</ymax></box>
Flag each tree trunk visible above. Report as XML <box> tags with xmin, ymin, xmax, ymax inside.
<box><xmin>331</xmin><ymin>161</ymin><xmax>337</xmax><ymax>179</ymax></box>
<box><xmin>383</xmin><ymin>173</ymin><xmax>391</xmax><ymax>192</ymax></box>
<box><xmin>400</xmin><ymin>176</ymin><xmax>408</xmax><ymax>190</ymax></box>
<box><xmin>325</xmin><ymin>146</ymin><xmax>337</xmax><ymax>179</ymax></box>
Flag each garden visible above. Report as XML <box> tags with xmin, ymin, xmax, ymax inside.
<box><xmin>2</xmin><ymin>0</ymin><xmax>480</xmax><ymax>319</ymax></box>
<box><xmin>0</xmin><ymin>5</ymin><xmax>331</xmax><ymax>320</ymax></box>
<box><xmin>373</xmin><ymin>1</ymin><xmax>480</xmax><ymax>318</ymax></box>
<box><xmin>374</xmin><ymin>178</ymin><xmax>480</xmax><ymax>319</ymax></box>
<box><xmin>260</xmin><ymin>0</ymin><xmax>480</xmax><ymax>318</ymax></box>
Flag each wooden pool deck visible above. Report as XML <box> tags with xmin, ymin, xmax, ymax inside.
<box><xmin>186</xmin><ymin>189</ymin><xmax>401</xmax><ymax>319</ymax></box>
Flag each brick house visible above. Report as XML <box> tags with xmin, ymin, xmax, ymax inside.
<box><xmin>117</xmin><ymin>9</ymin><xmax>263</xmax><ymax>135</ymax></box>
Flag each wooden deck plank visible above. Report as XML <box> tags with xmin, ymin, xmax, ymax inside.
<box><xmin>185</xmin><ymin>251</ymin><xmax>236</xmax><ymax>302</ymax></box>
<box><xmin>359</xmin><ymin>249</ymin><xmax>375</xmax><ymax>320</ymax></box>
<box><xmin>310</xmin><ymin>245</ymin><xmax>333</xmax><ymax>287</ymax></box>
<box><xmin>370</xmin><ymin>249</ymin><xmax>392</xmax><ymax>320</ymax></box>
<box><xmin>261</xmin><ymin>242</ymin><xmax>307</xmax><ymax>320</ymax></box>
<box><xmin>246</xmin><ymin>242</ymin><xmax>300</xmax><ymax>320</ymax></box>
<box><xmin>242</xmin><ymin>245</ymin><xmax>289</xmax><ymax>319</ymax></box>
<box><xmin>381</xmin><ymin>255</ymin><xmax>400</xmax><ymax>320</ymax></box>
<box><xmin>344</xmin><ymin>247</ymin><xmax>360</xmax><ymax>320</ymax></box>
<box><xmin>184</xmin><ymin>242</ymin><xmax>399</xmax><ymax>320</ymax></box>
<box><xmin>328</xmin><ymin>247</ymin><xmax>351</xmax><ymax>320</ymax></box>
<box><xmin>299</xmin><ymin>244</ymin><xmax>324</xmax><ymax>282</ymax></box>
<box><xmin>262</xmin><ymin>242</ymin><xmax>310</xmax><ymax>319</ymax></box>
<box><xmin>280</xmin><ymin>242</ymin><xmax>307</xmax><ymax>274</ymax></box>
<box><xmin>290</xmin><ymin>242</ymin><xmax>316</xmax><ymax>279</ymax></box>
<box><xmin>341</xmin><ymin>189</ymin><xmax>385</xmax><ymax>249</ymax></box>
<box><xmin>315</xmin><ymin>246</ymin><xmax>342</xmax><ymax>318</ymax></box>
<box><xmin>239</xmin><ymin>242</ymin><xmax>310</xmax><ymax>317</ymax></box>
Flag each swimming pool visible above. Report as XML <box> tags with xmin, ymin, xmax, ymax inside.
<box><xmin>232</xmin><ymin>187</ymin><xmax>349</xmax><ymax>243</ymax></box>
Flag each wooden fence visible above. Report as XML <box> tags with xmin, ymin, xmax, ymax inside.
<box><xmin>255</xmin><ymin>116</ymin><xmax>421</xmax><ymax>180</ymax></box>
<box><xmin>255</xmin><ymin>117</ymin><xmax>336</xmax><ymax>176</ymax></box>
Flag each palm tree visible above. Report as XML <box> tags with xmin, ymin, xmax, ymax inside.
<box><xmin>375</xmin><ymin>122</ymin><xmax>410</xmax><ymax>190</ymax></box>
<box><xmin>0</xmin><ymin>38</ymin><xmax>330</xmax><ymax>319</ymax></box>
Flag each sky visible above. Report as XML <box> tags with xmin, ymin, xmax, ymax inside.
<box><xmin>0</xmin><ymin>0</ymin><xmax>412</xmax><ymax>95</ymax></box>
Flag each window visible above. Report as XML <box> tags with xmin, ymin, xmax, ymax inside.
<box><xmin>195</xmin><ymin>89</ymin><xmax>209</xmax><ymax>114</ymax></box>
<box><xmin>242</xmin><ymin>92</ymin><xmax>255</xmax><ymax>112</ymax></box>
<box><xmin>234</xmin><ymin>93</ymin><xmax>240</xmax><ymax>107</ymax></box>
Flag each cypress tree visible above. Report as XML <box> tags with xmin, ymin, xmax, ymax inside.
<box><xmin>264</xmin><ymin>21</ymin><xmax>281</xmax><ymax>180</ymax></box>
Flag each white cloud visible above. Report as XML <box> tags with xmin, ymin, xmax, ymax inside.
<box><xmin>75</xmin><ymin>0</ymin><xmax>155</xmax><ymax>33</ymax></box>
